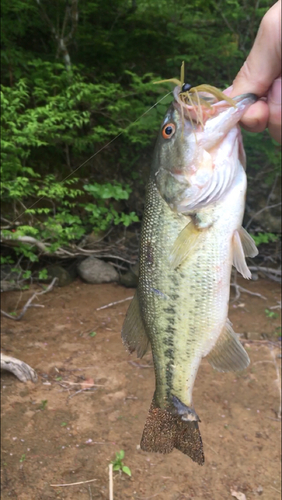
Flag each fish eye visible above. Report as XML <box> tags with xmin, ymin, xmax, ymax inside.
<box><xmin>162</xmin><ymin>123</ymin><xmax>176</xmax><ymax>139</ymax></box>
<box><xmin>181</xmin><ymin>83</ymin><xmax>192</xmax><ymax>92</ymax></box>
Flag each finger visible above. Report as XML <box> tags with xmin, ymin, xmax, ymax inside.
<box><xmin>239</xmin><ymin>100</ymin><xmax>269</xmax><ymax>133</ymax></box>
<box><xmin>268</xmin><ymin>78</ymin><xmax>282</xmax><ymax>143</ymax></box>
<box><xmin>231</xmin><ymin>0</ymin><xmax>281</xmax><ymax>98</ymax></box>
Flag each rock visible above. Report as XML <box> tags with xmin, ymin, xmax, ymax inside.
<box><xmin>65</xmin><ymin>260</ymin><xmax>78</xmax><ymax>280</ymax></box>
<box><xmin>119</xmin><ymin>262</ymin><xmax>139</xmax><ymax>288</ymax></box>
<box><xmin>46</xmin><ymin>265</ymin><xmax>73</xmax><ymax>287</ymax></box>
<box><xmin>243</xmin><ymin>331</ymin><xmax>263</xmax><ymax>340</ymax></box>
<box><xmin>77</xmin><ymin>256</ymin><xmax>119</xmax><ymax>284</ymax></box>
<box><xmin>1</xmin><ymin>281</ymin><xmax>22</xmax><ymax>292</ymax></box>
<box><xmin>0</xmin><ymin>265</ymin><xmax>22</xmax><ymax>291</ymax></box>
<box><xmin>0</xmin><ymin>265</ymin><xmax>20</xmax><ymax>282</ymax></box>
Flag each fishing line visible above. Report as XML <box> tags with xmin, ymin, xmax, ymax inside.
<box><xmin>12</xmin><ymin>91</ymin><xmax>173</xmax><ymax>223</ymax></box>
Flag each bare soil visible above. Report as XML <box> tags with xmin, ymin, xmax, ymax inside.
<box><xmin>1</xmin><ymin>277</ymin><xmax>281</xmax><ymax>500</ymax></box>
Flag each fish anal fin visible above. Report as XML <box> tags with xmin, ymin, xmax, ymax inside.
<box><xmin>232</xmin><ymin>229</ymin><xmax>251</xmax><ymax>279</ymax></box>
<box><xmin>238</xmin><ymin>226</ymin><xmax>258</xmax><ymax>258</ymax></box>
<box><xmin>206</xmin><ymin>319</ymin><xmax>249</xmax><ymax>372</ymax></box>
<box><xmin>121</xmin><ymin>292</ymin><xmax>150</xmax><ymax>358</ymax></box>
<box><xmin>169</xmin><ymin>221</ymin><xmax>203</xmax><ymax>269</ymax></box>
<box><xmin>140</xmin><ymin>395</ymin><xmax>204</xmax><ymax>465</ymax></box>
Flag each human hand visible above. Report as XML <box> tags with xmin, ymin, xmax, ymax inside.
<box><xmin>227</xmin><ymin>0</ymin><xmax>281</xmax><ymax>143</ymax></box>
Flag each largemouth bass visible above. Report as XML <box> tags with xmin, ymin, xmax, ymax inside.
<box><xmin>122</xmin><ymin>85</ymin><xmax>258</xmax><ymax>465</ymax></box>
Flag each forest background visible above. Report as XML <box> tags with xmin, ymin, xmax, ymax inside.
<box><xmin>1</xmin><ymin>0</ymin><xmax>281</xmax><ymax>283</ymax></box>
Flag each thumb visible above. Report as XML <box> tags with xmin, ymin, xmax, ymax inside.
<box><xmin>231</xmin><ymin>0</ymin><xmax>281</xmax><ymax>98</ymax></box>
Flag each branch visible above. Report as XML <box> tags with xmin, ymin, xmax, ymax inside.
<box><xmin>96</xmin><ymin>296</ymin><xmax>133</xmax><ymax>311</ymax></box>
<box><xmin>249</xmin><ymin>266</ymin><xmax>281</xmax><ymax>276</ymax></box>
<box><xmin>35</xmin><ymin>0</ymin><xmax>78</xmax><ymax>71</ymax></box>
<box><xmin>1</xmin><ymin>278</ymin><xmax>57</xmax><ymax>321</ymax></box>
<box><xmin>245</xmin><ymin>202</ymin><xmax>282</xmax><ymax>230</ymax></box>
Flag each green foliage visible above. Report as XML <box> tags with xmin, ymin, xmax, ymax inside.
<box><xmin>264</xmin><ymin>309</ymin><xmax>279</xmax><ymax>320</ymax></box>
<box><xmin>1</xmin><ymin>177</ymin><xmax>138</xmax><ymax>262</ymax></box>
<box><xmin>1</xmin><ymin>0</ymin><xmax>279</xmax><ymax>271</ymax></box>
<box><xmin>39</xmin><ymin>269</ymin><xmax>48</xmax><ymax>280</ymax></box>
<box><xmin>243</xmin><ymin>130</ymin><xmax>281</xmax><ymax>183</ymax></box>
<box><xmin>1</xmin><ymin>256</ymin><xmax>14</xmax><ymax>265</ymax></box>
<box><xmin>39</xmin><ymin>400</ymin><xmax>48</xmax><ymax>410</ymax></box>
<box><xmin>251</xmin><ymin>232</ymin><xmax>279</xmax><ymax>246</ymax></box>
<box><xmin>111</xmin><ymin>450</ymin><xmax>131</xmax><ymax>477</ymax></box>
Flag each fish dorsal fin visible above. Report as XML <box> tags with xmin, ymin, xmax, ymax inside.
<box><xmin>121</xmin><ymin>292</ymin><xmax>150</xmax><ymax>358</ymax></box>
<box><xmin>232</xmin><ymin>229</ymin><xmax>252</xmax><ymax>279</ymax></box>
<box><xmin>169</xmin><ymin>221</ymin><xmax>203</xmax><ymax>269</ymax></box>
<box><xmin>238</xmin><ymin>226</ymin><xmax>258</xmax><ymax>258</ymax></box>
<box><xmin>206</xmin><ymin>319</ymin><xmax>249</xmax><ymax>372</ymax></box>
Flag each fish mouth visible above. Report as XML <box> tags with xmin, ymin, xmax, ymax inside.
<box><xmin>173</xmin><ymin>85</ymin><xmax>258</xmax><ymax>127</ymax></box>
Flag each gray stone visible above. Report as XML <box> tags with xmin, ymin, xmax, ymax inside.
<box><xmin>77</xmin><ymin>256</ymin><xmax>119</xmax><ymax>284</ymax></box>
<box><xmin>119</xmin><ymin>262</ymin><xmax>139</xmax><ymax>288</ymax></box>
<box><xmin>46</xmin><ymin>265</ymin><xmax>73</xmax><ymax>287</ymax></box>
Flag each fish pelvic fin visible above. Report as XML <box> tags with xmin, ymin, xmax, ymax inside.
<box><xmin>140</xmin><ymin>395</ymin><xmax>204</xmax><ymax>465</ymax></box>
<box><xmin>121</xmin><ymin>291</ymin><xmax>150</xmax><ymax>358</ymax></box>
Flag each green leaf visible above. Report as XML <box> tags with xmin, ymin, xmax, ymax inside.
<box><xmin>117</xmin><ymin>450</ymin><xmax>125</xmax><ymax>460</ymax></box>
<box><xmin>122</xmin><ymin>466</ymin><xmax>131</xmax><ymax>477</ymax></box>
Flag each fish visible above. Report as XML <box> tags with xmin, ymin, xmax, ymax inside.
<box><xmin>121</xmin><ymin>84</ymin><xmax>259</xmax><ymax>465</ymax></box>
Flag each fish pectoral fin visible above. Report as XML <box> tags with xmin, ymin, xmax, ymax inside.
<box><xmin>232</xmin><ymin>229</ymin><xmax>252</xmax><ymax>279</ymax></box>
<box><xmin>169</xmin><ymin>221</ymin><xmax>203</xmax><ymax>269</ymax></box>
<box><xmin>121</xmin><ymin>291</ymin><xmax>150</xmax><ymax>358</ymax></box>
<box><xmin>238</xmin><ymin>226</ymin><xmax>258</xmax><ymax>258</ymax></box>
<box><xmin>206</xmin><ymin>319</ymin><xmax>250</xmax><ymax>372</ymax></box>
<box><xmin>232</xmin><ymin>227</ymin><xmax>258</xmax><ymax>279</ymax></box>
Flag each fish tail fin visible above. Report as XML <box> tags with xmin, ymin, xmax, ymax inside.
<box><xmin>140</xmin><ymin>396</ymin><xmax>204</xmax><ymax>465</ymax></box>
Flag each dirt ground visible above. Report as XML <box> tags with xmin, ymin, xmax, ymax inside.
<box><xmin>1</xmin><ymin>277</ymin><xmax>281</xmax><ymax>500</ymax></box>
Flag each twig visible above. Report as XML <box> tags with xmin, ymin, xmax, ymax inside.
<box><xmin>270</xmin><ymin>349</ymin><xmax>281</xmax><ymax>419</ymax></box>
<box><xmin>241</xmin><ymin>339</ymin><xmax>281</xmax><ymax>346</ymax></box>
<box><xmin>109</xmin><ymin>464</ymin><xmax>113</xmax><ymax>500</ymax></box>
<box><xmin>68</xmin><ymin>389</ymin><xmax>89</xmax><ymax>399</ymax></box>
<box><xmin>231</xmin><ymin>283</ymin><xmax>267</xmax><ymax>301</ymax></box>
<box><xmin>270</xmin><ymin>302</ymin><xmax>281</xmax><ymax>310</ymax></box>
<box><xmin>245</xmin><ymin>202</ymin><xmax>282</xmax><ymax>230</ymax></box>
<box><xmin>0</xmin><ymin>235</ymin><xmax>48</xmax><ymax>252</ymax></box>
<box><xmin>59</xmin><ymin>380</ymin><xmax>104</xmax><ymax>387</ymax></box>
<box><xmin>96</xmin><ymin>296</ymin><xmax>133</xmax><ymax>311</ymax></box>
<box><xmin>248</xmin><ymin>266</ymin><xmax>281</xmax><ymax>276</ymax></box>
<box><xmin>1</xmin><ymin>278</ymin><xmax>57</xmax><ymax>321</ymax></box>
<box><xmin>204</xmin><ymin>442</ymin><xmax>219</xmax><ymax>455</ymax></box>
<box><xmin>135</xmin><ymin>493</ymin><xmax>162</xmax><ymax>499</ymax></box>
<box><xmin>50</xmin><ymin>478</ymin><xmax>97</xmax><ymax>487</ymax></box>
<box><xmin>128</xmin><ymin>360</ymin><xmax>152</xmax><ymax>369</ymax></box>
<box><xmin>88</xmin><ymin>484</ymin><xmax>93</xmax><ymax>500</ymax></box>
<box><xmin>270</xmin><ymin>485</ymin><xmax>281</xmax><ymax>493</ymax></box>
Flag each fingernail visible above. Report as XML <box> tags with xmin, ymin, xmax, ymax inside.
<box><xmin>269</xmin><ymin>78</ymin><xmax>281</xmax><ymax>105</ymax></box>
<box><xmin>223</xmin><ymin>85</ymin><xmax>233</xmax><ymax>96</ymax></box>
